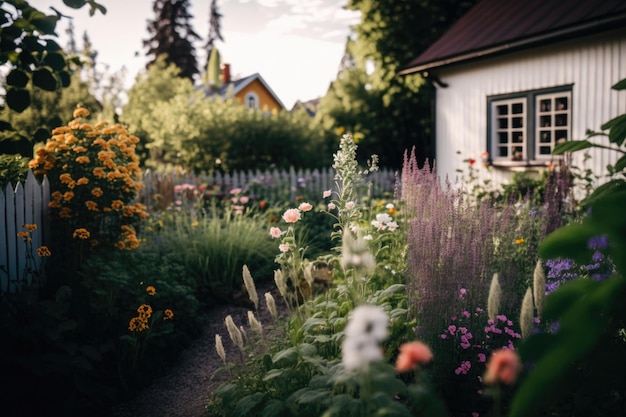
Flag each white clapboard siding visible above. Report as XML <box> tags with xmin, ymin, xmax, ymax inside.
<box><xmin>432</xmin><ymin>29</ymin><xmax>626</xmax><ymax>194</ymax></box>
<box><xmin>0</xmin><ymin>172</ymin><xmax>50</xmax><ymax>293</ymax></box>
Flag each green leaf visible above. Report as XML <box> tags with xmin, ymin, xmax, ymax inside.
<box><xmin>261</xmin><ymin>399</ymin><xmax>285</xmax><ymax>417</ymax></box>
<box><xmin>262</xmin><ymin>368</ymin><xmax>284</xmax><ymax>382</ymax></box>
<box><xmin>601</xmin><ymin>114</ymin><xmax>626</xmax><ymax>144</ymax></box>
<box><xmin>233</xmin><ymin>392</ymin><xmax>265</xmax><ymax>417</ymax></box>
<box><xmin>6</xmin><ymin>88</ymin><xmax>30</xmax><ymax>112</ymax></box>
<box><xmin>58</xmin><ymin>70</ymin><xmax>71</xmax><ymax>87</ymax></box>
<box><xmin>63</xmin><ymin>0</ymin><xmax>87</xmax><ymax>8</ymax></box>
<box><xmin>614</xmin><ymin>155</ymin><xmax>626</xmax><ymax>173</ymax></box>
<box><xmin>272</xmin><ymin>346</ymin><xmax>298</xmax><ymax>365</ymax></box>
<box><xmin>551</xmin><ymin>140</ymin><xmax>594</xmax><ymax>154</ymax></box>
<box><xmin>287</xmin><ymin>387</ymin><xmax>329</xmax><ymax>406</ymax></box>
<box><xmin>6</xmin><ymin>69</ymin><xmax>29</xmax><ymax>88</ymax></box>
<box><xmin>612</xmin><ymin>78</ymin><xmax>626</xmax><ymax>90</ymax></box>
<box><xmin>376</xmin><ymin>283</ymin><xmax>406</xmax><ymax>300</ymax></box>
<box><xmin>42</xmin><ymin>52</ymin><xmax>66</xmax><ymax>70</ymax></box>
<box><xmin>30</xmin><ymin>15</ymin><xmax>58</xmax><ymax>35</ymax></box>
<box><xmin>32</xmin><ymin>67</ymin><xmax>58</xmax><ymax>91</ymax></box>
<box><xmin>302</xmin><ymin>317</ymin><xmax>327</xmax><ymax>332</ymax></box>
<box><xmin>538</xmin><ymin>223</ymin><xmax>596</xmax><ymax>266</ymax></box>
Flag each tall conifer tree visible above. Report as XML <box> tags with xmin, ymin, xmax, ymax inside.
<box><xmin>144</xmin><ymin>0</ymin><xmax>202</xmax><ymax>80</ymax></box>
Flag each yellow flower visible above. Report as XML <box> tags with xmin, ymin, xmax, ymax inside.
<box><xmin>515</xmin><ymin>238</ymin><xmax>525</xmax><ymax>245</ymax></box>
<box><xmin>85</xmin><ymin>201</ymin><xmax>98</xmax><ymax>211</ymax></box>
<box><xmin>24</xmin><ymin>223</ymin><xmax>37</xmax><ymax>232</ymax></box>
<box><xmin>164</xmin><ymin>309</ymin><xmax>174</xmax><ymax>320</ymax></box>
<box><xmin>111</xmin><ymin>200</ymin><xmax>123</xmax><ymax>210</ymax></box>
<box><xmin>137</xmin><ymin>304</ymin><xmax>153</xmax><ymax>318</ymax></box>
<box><xmin>73</xmin><ymin>146</ymin><xmax>88</xmax><ymax>153</ymax></box>
<box><xmin>73</xmin><ymin>228</ymin><xmax>90</xmax><ymax>240</ymax></box>
<box><xmin>191</xmin><ymin>221</ymin><xmax>199</xmax><ymax>227</ymax></box>
<box><xmin>91</xmin><ymin>187</ymin><xmax>104</xmax><ymax>197</ymax></box>
<box><xmin>37</xmin><ymin>246</ymin><xmax>51</xmax><ymax>257</ymax></box>
<box><xmin>129</xmin><ymin>316</ymin><xmax>149</xmax><ymax>332</ymax></box>
<box><xmin>73</xmin><ymin>107</ymin><xmax>90</xmax><ymax>118</ymax></box>
<box><xmin>76</xmin><ymin>177</ymin><xmax>89</xmax><ymax>186</ymax></box>
<box><xmin>59</xmin><ymin>173</ymin><xmax>73</xmax><ymax>184</ymax></box>
<box><xmin>146</xmin><ymin>286</ymin><xmax>156</xmax><ymax>296</ymax></box>
<box><xmin>17</xmin><ymin>231</ymin><xmax>29</xmax><ymax>240</ymax></box>
<box><xmin>59</xmin><ymin>207</ymin><xmax>72</xmax><ymax>218</ymax></box>
<box><xmin>63</xmin><ymin>191</ymin><xmax>74</xmax><ymax>201</ymax></box>
<box><xmin>75</xmin><ymin>156</ymin><xmax>90</xmax><ymax>164</ymax></box>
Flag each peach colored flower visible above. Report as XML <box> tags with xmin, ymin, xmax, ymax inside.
<box><xmin>298</xmin><ymin>202</ymin><xmax>313</xmax><ymax>212</ymax></box>
<box><xmin>282</xmin><ymin>208</ymin><xmax>301</xmax><ymax>223</ymax></box>
<box><xmin>279</xmin><ymin>243</ymin><xmax>290</xmax><ymax>253</ymax></box>
<box><xmin>345</xmin><ymin>201</ymin><xmax>355</xmax><ymax>210</ymax></box>
<box><xmin>323</xmin><ymin>190</ymin><xmax>332</xmax><ymax>198</ymax></box>
<box><xmin>484</xmin><ymin>349</ymin><xmax>522</xmax><ymax>385</ymax></box>
<box><xmin>269</xmin><ymin>227</ymin><xmax>282</xmax><ymax>239</ymax></box>
<box><xmin>395</xmin><ymin>341</ymin><xmax>433</xmax><ymax>372</ymax></box>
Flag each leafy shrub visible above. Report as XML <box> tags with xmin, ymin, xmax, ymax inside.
<box><xmin>0</xmin><ymin>153</ymin><xmax>29</xmax><ymax>188</ymax></box>
<box><xmin>29</xmin><ymin>107</ymin><xmax>148</xmax><ymax>284</ymax></box>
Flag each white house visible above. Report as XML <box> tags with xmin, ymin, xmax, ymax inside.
<box><xmin>399</xmin><ymin>0</ymin><xmax>626</xmax><ymax>192</ymax></box>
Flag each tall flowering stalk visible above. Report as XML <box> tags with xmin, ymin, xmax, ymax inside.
<box><xmin>329</xmin><ymin>134</ymin><xmax>378</xmax><ymax>243</ymax></box>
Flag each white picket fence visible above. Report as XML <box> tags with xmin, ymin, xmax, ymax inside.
<box><xmin>0</xmin><ymin>171</ymin><xmax>50</xmax><ymax>293</ymax></box>
<box><xmin>137</xmin><ymin>166</ymin><xmax>399</xmax><ymax>209</ymax></box>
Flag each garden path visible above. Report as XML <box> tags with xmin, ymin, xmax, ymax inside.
<box><xmin>109</xmin><ymin>281</ymin><xmax>285</xmax><ymax>417</ymax></box>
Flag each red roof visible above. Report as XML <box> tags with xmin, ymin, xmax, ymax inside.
<box><xmin>399</xmin><ymin>0</ymin><xmax>626</xmax><ymax>74</ymax></box>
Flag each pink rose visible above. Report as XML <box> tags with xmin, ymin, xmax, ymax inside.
<box><xmin>269</xmin><ymin>227</ymin><xmax>282</xmax><ymax>239</ymax></box>
<box><xmin>483</xmin><ymin>349</ymin><xmax>522</xmax><ymax>385</ymax></box>
<box><xmin>395</xmin><ymin>341</ymin><xmax>433</xmax><ymax>372</ymax></box>
<box><xmin>239</xmin><ymin>196</ymin><xmax>249</xmax><ymax>204</ymax></box>
<box><xmin>298</xmin><ymin>202</ymin><xmax>313</xmax><ymax>212</ymax></box>
<box><xmin>282</xmin><ymin>208</ymin><xmax>301</xmax><ymax>223</ymax></box>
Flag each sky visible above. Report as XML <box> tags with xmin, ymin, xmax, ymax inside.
<box><xmin>29</xmin><ymin>0</ymin><xmax>361</xmax><ymax>109</ymax></box>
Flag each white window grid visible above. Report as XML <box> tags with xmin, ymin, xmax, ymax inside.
<box><xmin>492</xmin><ymin>98</ymin><xmax>527</xmax><ymax>161</ymax></box>
<box><xmin>535</xmin><ymin>91</ymin><xmax>571</xmax><ymax>160</ymax></box>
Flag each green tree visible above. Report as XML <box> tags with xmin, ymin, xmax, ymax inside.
<box><xmin>144</xmin><ymin>0</ymin><xmax>202</xmax><ymax>81</ymax></box>
<box><xmin>123</xmin><ymin>58</ymin><xmax>332</xmax><ymax>172</ymax></box>
<box><xmin>317</xmin><ymin>0</ymin><xmax>479</xmax><ymax>168</ymax></box>
<box><xmin>0</xmin><ymin>0</ymin><xmax>105</xmax><ymax>156</ymax></box>
<box><xmin>204</xmin><ymin>0</ymin><xmax>224</xmax><ymax>70</ymax></box>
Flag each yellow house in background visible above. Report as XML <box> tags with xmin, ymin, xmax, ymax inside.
<box><xmin>206</xmin><ymin>64</ymin><xmax>285</xmax><ymax>112</ymax></box>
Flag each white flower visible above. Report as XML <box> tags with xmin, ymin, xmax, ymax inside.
<box><xmin>371</xmin><ymin>220</ymin><xmax>384</xmax><ymax>230</ymax></box>
<box><xmin>345</xmin><ymin>201</ymin><xmax>355</xmax><ymax>210</ymax></box>
<box><xmin>279</xmin><ymin>243</ymin><xmax>290</xmax><ymax>253</ymax></box>
<box><xmin>328</xmin><ymin>202</ymin><xmax>337</xmax><ymax>210</ymax></box>
<box><xmin>363</xmin><ymin>234</ymin><xmax>373</xmax><ymax>240</ymax></box>
<box><xmin>386</xmin><ymin>221</ymin><xmax>399</xmax><ymax>232</ymax></box>
<box><xmin>341</xmin><ymin>304</ymin><xmax>389</xmax><ymax>371</ymax></box>
<box><xmin>341</xmin><ymin>334</ymin><xmax>383</xmax><ymax>371</ymax></box>
<box><xmin>344</xmin><ymin>304</ymin><xmax>389</xmax><ymax>342</ymax></box>
<box><xmin>385</xmin><ymin>203</ymin><xmax>395</xmax><ymax>209</ymax></box>
<box><xmin>375</xmin><ymin>213</ymin><xmax>392</xmax><ymax>224</ymax></box>
<box><xmin>323</xmin><ymin>190</ymin><xmax>332</xmax><ymax>198</ymax></box>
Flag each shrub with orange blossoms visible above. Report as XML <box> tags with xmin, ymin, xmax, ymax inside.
<box><xmin>29</xmin><ymin>107</ymin><xmax>148</xmax><ymax>251</ymax></box>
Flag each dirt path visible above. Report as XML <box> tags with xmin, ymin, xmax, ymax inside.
<box><xmin>109</xmin><ymin>282</ymin><xmax>285</xmax><ymax>417</ymax></box>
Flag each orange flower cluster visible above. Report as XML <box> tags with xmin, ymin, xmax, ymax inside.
<box><xmin>129</xmin><ymin>303</ymin><xmax>153</xmax><ymax>332</ymax></box>
<box><xmin>29</xmin><ymin>107</ymin><xmax>148</xmax><ymax>250</ymax></box>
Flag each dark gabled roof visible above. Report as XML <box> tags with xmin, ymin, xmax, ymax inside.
<box><xmin>399</xmin><ymin>0</ymin><xmax>626</xmax><ymax>75</ymax></box>
<box><xmin>290</xmin><ymin>98</ymin><xmax>320</xmax><ymax>116</ymax></box>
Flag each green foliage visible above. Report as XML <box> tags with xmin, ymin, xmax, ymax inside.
<box><xmin>123</xmin><ymin>57</ymin><xmax>333</xmax><ymax>172</ymax></box>
<box><xmin>154</xmin><ymin>209</ymin><xmax>277</xmax><ymax>299</ymax></box>
<box><xmin>0</xmin><ymin>0</ymin><xmax>104</xmax><ymax>155</ymax></box>
<box><xmin>0</xmin><ymin>153</ymin><xmax>29</xmax><ymax>188</ymax></box>
<box><xmin>316</xmin><ymin>0</ymin><xmax>480</xmax><ymax>168</ymax></box>
<box><xmin>510</xmin><ymin>79</ymin><xmax>626</xmax><ymax>417</ymax></box>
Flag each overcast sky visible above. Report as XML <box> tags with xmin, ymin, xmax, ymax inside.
<box><xmin>30</xmin><ymin>0</ymin><xmax>360</xmax><ymax>109</ymax></box>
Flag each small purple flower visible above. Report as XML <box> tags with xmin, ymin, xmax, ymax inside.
<box><xmin>462</xmin><ymin>310</ymin><xmax>471</xmax><ymax>318</ymax></box>
<box><xmin>587</xmin><ymin>234</ymin><xmax>608</xmax><ymax>250</ymax></box>
<box><xmin>477</xmin><ymin>353</ymin><xmax>486</xmax><ymax>363</ymax></box>
<box><xmin>448</xmin><ymin>325</ymin><xmax>457</xmax><ymax>335</ymax></box>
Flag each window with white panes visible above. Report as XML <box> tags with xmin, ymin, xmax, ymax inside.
<box><xmin>488</xmin><ymin>86</ymin><xmax>572</xmax><ymax>164</ymax></box>
<box><xmin>535</xmin><ymin>92</ymin><xmax>571</xmax><ymax>159</ymax></box>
